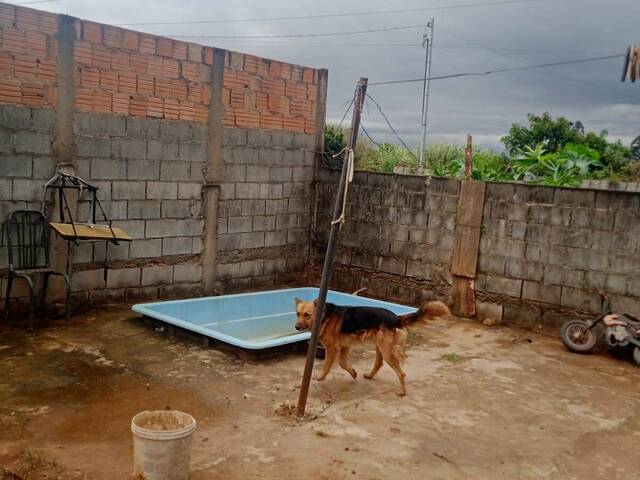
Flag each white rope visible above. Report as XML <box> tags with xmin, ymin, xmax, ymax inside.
<box><xmin>331</xmin><ymin>148</ymin><xmax>355</xmax><ymax>228</ymax></box>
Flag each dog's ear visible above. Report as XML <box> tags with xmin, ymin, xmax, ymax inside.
<box><xmin>313</xmin><ymin>298</ymin><xmax>318</xmax><ymax>307</ymax></box>
<box><xmin>294</xmin><ymin>297</ymin><xmax>302</xmax><ymax>305</ymax></box>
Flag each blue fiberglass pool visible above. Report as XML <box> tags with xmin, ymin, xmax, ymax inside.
<box><xmin>132</xmin><ymin>287</ymin><xmax>416</xmax><ymax>350</ymax></box>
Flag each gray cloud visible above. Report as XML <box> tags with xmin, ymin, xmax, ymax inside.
<box><xmin>42</xmin><ymin>0</ymin><xmax>640</xmax><ymax>149</ymax></box>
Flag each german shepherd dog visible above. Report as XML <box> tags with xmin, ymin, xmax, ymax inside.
<box><xmin>294</xmin><ymin>298</ymin><xmax>450</xmax><ymax>396</ymax></box>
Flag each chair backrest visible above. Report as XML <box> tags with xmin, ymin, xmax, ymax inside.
<box><xmin>3</xmin><ymin>210</ymin><xmax>49</xmax><ymax>270</ymax></box>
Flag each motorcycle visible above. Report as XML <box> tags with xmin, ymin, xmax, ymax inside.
<box><xmin>560</xmin><ymin>296</ymin><xmax>640</xmax><ymax>365</ymax></box>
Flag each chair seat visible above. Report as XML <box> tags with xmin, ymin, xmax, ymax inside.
<box><xmin>8</xmin><ymin>267</ymin><xmax>55</xmax><ymax>275</ymax></box>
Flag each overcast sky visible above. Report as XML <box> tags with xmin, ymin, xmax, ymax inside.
<box><xmin>27</xmin><ymin>0</ymin><xmax>640</xmax><ymax>150</ymax></box>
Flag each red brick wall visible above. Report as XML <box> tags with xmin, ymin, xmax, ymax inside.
<box><xmin>0</xmin><ymin>2</ymin><xmax>322</xmax><ymax>133</ymax></box>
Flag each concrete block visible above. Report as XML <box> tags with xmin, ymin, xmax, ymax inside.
<box><xmin>141</xmin><ymin>265</ymin><xmax>173</xmax><ymax>286</ymax></box>
<box><xmin>263</xmin><ymin>258</ymin><xmax>287</xmax><ymax>275</ymax></box>
<box><xmin>1</xmin><ymin>104</ymin><xmax>31</xmax><ymax>130</ymax></box>
<box><xmin>222</xmin><ymin>164</ymin><xmax>246</xmax><ymax>182</ymax></box>
<box><xmin>477</xmin><ymin>253</ymin><xmax>506</xmax><ymax>275</ymax></box>
<box><xmin>145</xmin><ymin>218</ymin><xmax>202</xmax><ymax>238</ymax></box>
<box><xmin>147</xmin><ymin>181</ymin><xmax>178</xmax><ymax>200</ymax></box>
<box><xmin>379</xmin><ymin>256</ymin><xmax>406</xmax><ymax>275</ymax></box>
<box><xmin>162</xmin><ymin>236</ymin><xmax>193</xmax><ymax>255</ymax></box>
<box><xmin>71</xmin><ymin>269</ymin><xmax>105</xmax><ymax>292</ymax></box>
<box><xmin>126</xmin><ymin>286</ymin><xmax>159</xmax><ymax>303</ymax></box>
<box><xmin>287</xmin><ymin>197</ymin><xmax>309</xmax><ymax>214</ymax></box>
<box><xmin>252</xmin><ymin>215</ymin><xmax>275</xmax><ymax>232</ymax></box>
<box><xmin>128</xmin><ymin>200</ymin><xmax>161</xmax><ymax>219</ymax></box>
<box><xmin>479</xmin><ymin>275</ymin><xmax>522</xmax><ymax>297</ymax></box>
<box><xmin>106</xmin><ymin>267</ymin><xmax>141</xmax><ymax>289</ymax></box>
<box><xmin>191</xmin><ymin>124</ymin><xmax>207</xmax><ymax>142</ymax></box>
<box><xmin>292</xmin><ymin>167</ymin><xmax>313</xmax><ymax>183</ymax></box>
<box><xmin>247</xmin><ymin>129</ymin><xmax>273</xmax><ymax>147</ymax></box>
<box><xmin>90</xmin><ymin>114</ymin><xmax>126</xmax><ymax>136</ymax></box>
<box><xmin>220</xmin><ymin>183</ymin><xmax>235</xmax><ymax>200</ymax></box>
<box><xmin>222</xmin><ymin>128</ymin><xmax>248</xmax><ymax>146</ymax></box>
<box><xmin>77</xmin><ymin>136</ymin><xmax>111</xmax><ymax>158</ymax></box>
<box><xmin>179</xmin><ymin>142</ymin><xmax>207</xmax><ymax>162</ymax></box>
<box><xmin>147</xmin><ymin>141</ymin><xmax>178</xmax><ymax>161</ymax></box>
<box><xmin>115</xmin><ymin>138</ymin><xmax>147</xmax><ymax>159</ymax></box>
<box><xmin>12</xmin><ymin>179</ymin><xmax>41</xmax><ymax>201</ymax></box>
<box><xmin>265</xmin><ymin>199</ymin><xmax>289</xmax><ymax>214</ymax></box>
<box><xmin>112</xmin><ymin>219</ymin><xmax>145</xmax><ymax>239</ymax></box>
<box><xmin>126</xmin><ymin>117</ymin><xmax>160</xmax><ymax>139</ymax></box>
<box><xmin>239</xmin><ymin>232</ymin><xmax>265</xmax><ymax>249</ymax></box>
<box><xmin>544</xmin><ymin>264</ymin><xmax>585</xmax><ymax>288</ymax></box>
<box><xmin>160</xmin><ymin>161</ymin><xmax>190</xmax><ymax>181</ymax></box>
<box><xmin>550</xmin><ymin>226</ymin><xmax>590</xmax><ymax>248</ymax></box>
<box><xmin>595</xmin><ymin>191</ymin><xmax>639</xmax><ymax>211</ymax></box>
<box><xmin>174</xmin><ymin>263</ymin><xmax>202</xmax><ymax>283</ymax></box>
<box><xmin>293</xmin><ymin>132</ymin><xmax>315</xmax><ymax>150</ymax></box>
<box><xmin>218</xmin><ymin>200</ymin><xmax>242</xmax><ymax>217</ymax></box>
<box><xmin>270</xmin><ymin>166</ymin><xmax>292</xmax><ymax>182</ymax></box>
<box><xmin>265</xmin><ymin>230</ymin><xmax>287</xmax><ymax>247</ymax></box>
<box><xmin>240</xmin><ymin>260</ymin><xmax>264</xmax><ymax>277</ymax></box>
<box><xmin>236</xmin><ymin>183</ymin><xmax>260</xmax><ymax>199</ymax></box>
<box><xmin>259</xmin><ymin>183</ymin><xmax>283</xmax><ymax>199</ymax></box>
<box><xmin>160</xmin><ymin>121</ymin><xmax>191</xmax><ymax>142</ymax></box>
<box><xmin>283</xmin><ymin>182</ymin><xmax>309</xmax><ymax>198</ymax></box>
<box><xmin>522</xmin><ymin>281</ymin><xmax>561</xmax><ymax>304</ymax></box>
<box><xmin>129</xmin><ymin>238</ymin><xmax>162</xmax><ymax>258</ymax></box>
<box><xmin>241</xmin><ymin>199</ymin><xmax>265</xmax><ymax>216</ymax></box>
<box><xmin>178</xmin><ymin>182</ymin><xmax>202</xmax><ymax>199</ymax></box>
<box><xmin>128</xmin><ymin>159</ymin><xmax>160</xmax><ymax>180</ymax></box>
<box><xmin>73</xmin><ymin>243</ymin><xmax>93</xmax><ymax>263</ymax></box>
<box><xmin>513</xmin><ymin>185</ymin><xmax>555</xmax><ymax>204</ymax></box>
<box><xmin>287</xmin><ymin>228</ymin><xmax>307</xmax><ymax>244</ymax></box>
<box><xmin>303</xmin><ymin>150</ymin><xmax>315</xmax><ymax>166</ymax></box>
<box><xmin>246</xmin><ymin>165</ymin><xmax>269</xmax><ymax>182</ymax></box>
<box><xmin>91</xmin><ymin>159</ymin><xmax>127</xmax><ymax>180</ymax></box>
<box><xmin>189</xmin><ymin>163</ymin><xmax>205</xmax><ymax>182</ymax></box>
<box><xmin>15</xmin><ymin>132</ymin><xmax>52</xmax><ymax>155</ymax></box>
<box><xmin>75</xmin><ymin>159</ymin><xmax>90</xmax><ymax>179</ymax></box>
<box><xmin>217</xmin><ymin>262</ymin><xmax>240</xmax><ymax>280</ymax></box>
<box><xmin>560</xmin><ymin>286</ymin><xmax>601</xmax><ymax>312</ymax></box>
<box><xmin>0</xmin><ymin>131</ymin><xmax>13</xmax><ymax>153</ymax></box>
<box><xmin>572</xmin><ymin>208</ymin><xmax>613</xmax><ymax>231</ymax></box>
<box><xmin>112</xmin><ymin>181</ymin><xmax>146</xmax><ymax>200</ymax></box>
<box><xmin>162</xmin><ymin>199</ymin><xmax>198</xmax><ymax>218</ymax></box>
<box><xmin>32</xmin><ymin>157</ymin><xmax>56</xmax><ymax>179</ymax></box>
<box><xmin>0</xmin><ymin>155</ymin><xmax>31</xmax><ymax>177</ymax></box>
<box><xmin>225</xmin><ymin>146</ymin><xmax>259</xmax><ymax>165</ymax></box>
<box><xmin>506</xmin><ymin>259</ymin><xmax>544</xmax><ymax>282</ymax></box>
<box><xmin>554</xmin><ymin>188</ymin><xmax>594</xmax><ymax>208</ymax></box>
<box><xmin>228</xmin><ymin>216</ymin><xmax>253</xmax><ymax>234</ymax></box>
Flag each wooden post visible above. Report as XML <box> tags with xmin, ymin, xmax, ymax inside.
<box><xmin>464</xmin><ymin>134</ymin><xmax>473</xmax><ymax>179</ymax></box>
<box><xmin>450</xmin><ymin>180</ymin><xmax>486</xmax><ymax>317</ymax></box>
<box><xmin>296</xmin><ymin>78</ymin><xmax>368</xmax><ymax>418</ymax></box>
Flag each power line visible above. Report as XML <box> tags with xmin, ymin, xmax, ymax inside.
<box><xmin>14</xmin><ymin>0</ymin><xmax>60</xmax><ymax>3</ymax></box>
<box><xmin>116</xmin><ymin>0</ymin><xmax>543</xmax><ymax>27</ymax></box>
<box><xmin>360</xmin><ymin>123</ymin><xmax>382</xmax><ymax>148</ymax></box>
<box><xmin>368</xmin><ymin>54</ymin><xmax>626</xmax><ymax>86</ymax></box>
<box><xmin>168</xmin><ymin>24</ymin><xmax>424</xmax><ymax>40</ymax></box>
<box><xmin>366</xmin><ymin>94</ymin><xmax>418</xmax><ymax>161</ymax></box>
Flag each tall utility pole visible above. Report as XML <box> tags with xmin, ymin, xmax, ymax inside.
<box><xmin>418</xmin><ymin>18</ymin><xmax>434</xmax><ymax>170</ymax></box>
<box><xmin>296</xmin><ymin>78</ymin><xmax>368</xmax><ymax>419</ymax></box>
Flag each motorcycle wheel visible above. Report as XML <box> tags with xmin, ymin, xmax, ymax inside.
<box><xmin>633</xmin><ymin>347</ymin><xmax>640</xmax><ymax>366</ymax></box>
<box><xmin>560</xmin><ymin>320</ymin><xmax>596</xmax><ymax>353</ymax></box>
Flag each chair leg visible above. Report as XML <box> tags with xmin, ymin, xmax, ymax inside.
<box><xmin>3</xmin><ymin>274</ymin><xmax>13</xmax><ymax>321</ymax></box>
<box><xmin>18</xmin><ymin>275</ymin><xmax>36</xmax><ymax>332</ymax></box>
<box><xmin>44</xmin><ymin>272</ymin><xmax>72</xmax><ymax>323</ymax></box>
<box><xmin>40</xmin><ymin>272</ymin><xmax>51</xmax><ymax>323</ymax></box>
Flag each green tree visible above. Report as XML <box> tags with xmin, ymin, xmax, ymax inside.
<box><xmin>323</xmin><ymin>124</ymin><xmax>345</xmax><ymax>158</ymax></box>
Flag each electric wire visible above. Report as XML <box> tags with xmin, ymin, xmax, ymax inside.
<box><xmin>366</xmin><ymin>94</ymin><xmax>419</xmax><ymax>161</ymax></box>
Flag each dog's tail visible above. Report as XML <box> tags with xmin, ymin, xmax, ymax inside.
<box><xmin>398</xmin><ymin>300</ymin><xmax>450</xmax><ymax>327</ymax></box>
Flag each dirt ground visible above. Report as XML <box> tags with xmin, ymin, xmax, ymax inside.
<box><xmin>1</xmin><ymin>306</ymin><xmax>639</xmax><ymax>480</ymax></box>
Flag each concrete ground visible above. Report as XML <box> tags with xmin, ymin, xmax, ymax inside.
<box><xmin>0</xmin><ymin>307</ymin><xmax>639</xmax><ymax>480</ymax></box>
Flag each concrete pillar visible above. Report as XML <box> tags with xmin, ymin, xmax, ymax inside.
<box><xmin>201</xmin><ymin>49</ymin><xmax>225</xmax><ymax>295</ymax></box>
<box><xmin>48</xmin><ymin>14</ymin><xmax>78</xmax><ymax>297</ymax></box>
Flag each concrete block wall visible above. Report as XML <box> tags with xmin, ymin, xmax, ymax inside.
<box><xmin>476</xmin><ymin>183</ymin><xmax>640</xmax><ymax>328</ymax></box>
<box><xmin>214</xmin><ymin>127</ymin><xmax>315</xmax><ymax>293</ymax></box>
<box><xmin>313</xmin><ymin>170</ymin><xmax>458</xmax><ymax>305</ymax></box>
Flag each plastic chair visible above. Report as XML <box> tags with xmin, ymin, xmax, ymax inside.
<box><xmin>2</xmin><ymin>210</ymin><xmax>71</xmax><ymax>330</ymax></box>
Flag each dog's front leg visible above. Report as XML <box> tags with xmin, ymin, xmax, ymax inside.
<box><xmin>314</xmin><ymin>347</ymin><xmax>337</xmax><ymax>381</ymax></box>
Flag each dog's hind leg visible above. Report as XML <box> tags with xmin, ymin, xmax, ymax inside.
<box><xmin>339</xmin><ymin>347</ymin><xmax>357</xmax><ymax>379</ymax></box>
<box><xmin>380</xmin><ymin>339</ymin><xmax>407</xmax><ymax>396</ymax></box>
<box><xmin>314</xmin><ymin>346</ymin><xmax>337</xmax><ymax>381</ymax></box>
<box><xmin>364</xmin><ymin>347</ymin><xmax>383</xmax><ymax>380</ymax></box>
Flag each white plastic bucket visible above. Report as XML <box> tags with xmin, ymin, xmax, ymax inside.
<box><xmin>131</xmin><ymin>410</ymin><xmax>196</xmax><ymax>480</ymax></box>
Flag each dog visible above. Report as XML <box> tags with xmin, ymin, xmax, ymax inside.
<box><xmin>294</xmin><ymin>298</ymin><xmax>450</xmax><ymax>396</ymax></box>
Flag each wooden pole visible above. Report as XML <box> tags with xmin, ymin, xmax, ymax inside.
<box><xmin>296</xmin><ymin>78</ymin><xmax>368</xmax><ymax>418</ymax></box>
<box><xmin>464</xmin><ymin>134</ymin><xmax>473</xmax><ymax>179</ymax></box>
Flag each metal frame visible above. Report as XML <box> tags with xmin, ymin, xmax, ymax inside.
<box><xmin>2</xmin><ymin>209</ymin><xmax>71</xmax><ymax>330</ymax></box>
